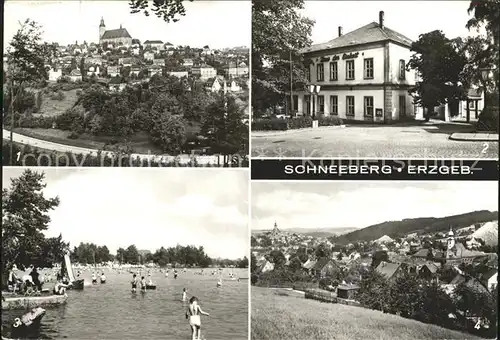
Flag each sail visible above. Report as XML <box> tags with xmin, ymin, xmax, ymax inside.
<box><xmin>64</xmin><ymin>254</ymin><xmax>76</xmax><ymax>282</ymax></box>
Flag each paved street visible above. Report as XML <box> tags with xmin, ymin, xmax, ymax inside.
<box><xmin>3</xmin><ymin>129</ymin><xmax>225</xmax><ymax>165</ymax></box>
<box><xmin>251</xmin><ymin>123</ymin><xmax>499</xmax><ymax>158</ymax></box>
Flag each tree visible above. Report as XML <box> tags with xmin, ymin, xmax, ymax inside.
<box><xmin>238</xmin><ymin>256</ymin><xmax>249</xmax><ymax>268</ymax></box>
<box><xmin>315</xmin><ymin>243</ymin><xmax>332</xmax><ymax>258</ymax></box>
<box><xmin>371</xmin><ymin>250</ymin><xmax>389</xmax><ymax>268</ymax></box>
<box><xmin>4</xmin><ymin>20</ymin><xmax>54</xmax><ymax>165</ymax></box>
<box><xmin>268</xmin><ymin>250</ymin><xmax>286</xmax><ymax>269</ymax></box>
<box><xmin>251</xmin><ymin>253</ymin><xmax>258</xmax><ymax>275</ymax></box>
<box><xmin>252</xmin><ymin>0</ymin><xmax>314</xmax><ymax>116</ymax></box>
<box><xmin>2</xmin><ymin>170</ymin><xmax>61</xmax><ymax>285</ymax></box>
<box><xmin>288</xmin><ymin>256</ymin><xmax>303</xmax><ymax>272</ymax></box>
<box><xmin>407</xmin><ymin>30</ymin><xmax>469</xmax><ymax>120</ymax></box>
<box><xmin>148</xmin><ymin>109</ymin><xmax>187</xmax><ymax>153</ymax></box>
<box><xmin>357</xmin><ymin>268</ymin><xmax>391</xmax><ymax>312</ymax></box>
<box><xmin>129</xmin><ymin>0</ymin><xmax>191</xmax><ymax>22</ymax></box>
<box><xmin>454</xmin><ymin>281</ymin><xmax>497</xmax><ymax>329</ymax></box>
<box><xmin>124</xmin><ymin>245</ymin><xmax>140</xmax><ymax>264</ymax></box>
<box><xmin>201</xmin><ymin>94</ymin><xmax>249</xmax><ymax>162</ymax></box>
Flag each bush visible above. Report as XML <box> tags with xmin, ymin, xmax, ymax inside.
<box><xmin>67</xmin><ymin>132</ymin><xmax>79</xmax><ymax>139</ymax></box>
<box><xmin>287</xmin><ymin>115</ymin><xmax>313</xmax><ymax>129</ymax></box>
<box><xmin>318</xmin><ymin>115</ymin><xmax>343</xmax><ymax>126</ymax></box>
<box><xmin>251</xmin><ymin>118</ymin><xmax>288</xmax><ymax>131</ymax></box>
<box><xmin>17</xmin><ymin>115</ymin><xmax>56</xmax><ymax>129</ymax></box>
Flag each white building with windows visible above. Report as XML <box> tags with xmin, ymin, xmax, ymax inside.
<box><xmin>296</xmin><ymin>11</ymin><xmax>417</xmax><ymax>123</ymax></box>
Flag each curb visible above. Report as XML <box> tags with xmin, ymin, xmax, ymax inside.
<box><xmin>252</xmin><ymin>125</ymin><xmax>346</xmax><ymax>138</ymax></box>
<box><xmin>449</xmin><ymin>134</ymin><xmax>499</xmax><ymax>142</ymax></box>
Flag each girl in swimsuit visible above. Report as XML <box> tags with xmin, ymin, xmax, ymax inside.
<box><xmin>186</xmin><ymin>297</ymin><xmax>209</xmax><ymax>340</ymax></box>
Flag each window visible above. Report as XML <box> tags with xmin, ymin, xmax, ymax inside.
<box><xmin>364</xmin><ymin>96</ymin><xmax>374</xmax><ymax>116</ymax></box>
<box><xmin>399</xmin><ymin>60</ymin><xmax>406</xmax><ymax>80</ymax></box>
<box><xmin>317</xmin><ymin>63</ymin><xmax>324</xmax><ymax>81</ymax></box>
<box><xmin>364</xmin><ymin>58</ymin><xmax>374</xmax><ymax>79</ymax></box>
<box><xmin>329</xmin><ymin>62</ymin><xmax>338</xmax><ymax>81</ymax></box>
<box><xmin>318</xmin><ymin>95</ymin><xmax>325</xmax><ymax>113</ymax></box>
<box><xmin>330</xmin><ymin>95</ymin><xmax>338</xmax><ymax>115</ymax></box>
<box><xmin>304</xmin><ymin>95</ymin><xmax>311</xmax><ymax>115</ymax></box>
<box><xmin>346</xmin><ymin>60</ymin><xmax>355</xmax><ymax>80</ymax></box>
<box><xmin>468</xmin><ymin>100</ymin><xmax>475</xmax><ymax>109</ymax></box>
<box><xmin>306</xmin><ymin>67</ymin><xmax>311</xmax><ymax>82</ymax></box>
<box><xmin>399</xmin><ymin>95</ymin><xmax>406</xmax><ymax>116</ymax></box>
<box><xmin>293</xmin><ymin>95</ymin><xmax>298</xmax><ymax>112</ymax></box>
<box><xmin>346</xmin><ymin>96</ymin><xmax>355</xmax><ymax>116</ymax></box>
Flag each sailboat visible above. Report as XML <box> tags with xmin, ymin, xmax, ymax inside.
<box><xmin>62</xmin><ymin>253</ymin><xmax>84</xmax><ymax>290</ymax></box>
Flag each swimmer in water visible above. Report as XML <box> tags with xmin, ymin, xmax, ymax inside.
<box><xmin>217</xmin><ymin>278</ymin><xmax>222</xmax><ymax>287</ymax></box>
<box><xmin>182</xmin><ymin>288</ymin><xmax>187</xmax><ymax>301</ymax></box>
<box><xmin>186</xmin><ymin>296</ymin><xmax>209</xmax><ymax>340</ymax></box>
<box><xmin>131</xmin><ymin>274</ymin><xmax>138</xmax><ymax>293</ymax></box>
<box><xmin>174</xmin><ymin>270</ymin><xmax>178</xmax><ymax>279</ymax></box>
<box><xmin>140</xmin><ymin>276</ymin><xmax>147</xmax><ymax>293</ymax></box>
<box><xmin>165</xmin><ymin>271</ymin><xmax>169</xmax><ymax>278</ymax></box>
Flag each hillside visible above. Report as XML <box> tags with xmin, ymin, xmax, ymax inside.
<box><xmin>332</xmin><ymin>210</ymin><xmax>498</xmax><ymax>244</ymax></box>
<box><xmin>472</xmin><ymin>221</ymin><xmax>498</xmax><ymax>246</ymax></box>
<box><xmin>252</xmin><ymin>287</ymin><xmax>485</xmax><ymax>340</ymax></box>
<box><xmin>252</xmin><ymin>227</ymin><xmax>357</xmax><ymax>237</ymax></box>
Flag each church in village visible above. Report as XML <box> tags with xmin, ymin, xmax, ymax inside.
<box><xmin>99</xmin><ymin>17</ymin><xmax>133</xmax><ymax>46</ymax></box>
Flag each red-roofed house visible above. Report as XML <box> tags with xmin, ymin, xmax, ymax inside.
<box><xmin>296</xmin><ymin>11</ymin><xmax>417</xmax><ymax>123</ymax></box>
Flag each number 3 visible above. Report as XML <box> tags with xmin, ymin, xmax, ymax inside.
<box><xmin>481</xmin><ymin>143</ymin><xmax>489</xmax><ymax>154</ymax></box>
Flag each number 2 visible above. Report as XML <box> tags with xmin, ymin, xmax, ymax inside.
<box><xmin>481</xmin><ymin>143</ymin><xmax>489</xmax><ymax>154</ymax></box>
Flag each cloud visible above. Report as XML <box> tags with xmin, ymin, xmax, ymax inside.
<box><xmin>252</xmin><ymin>181</ymin><xmax>498</xmax><ymax>231</ymax></box>
<box><xmin>6</xmin><ymin>168</ymin><xmax>249</xmax><ymax>259</ymax></box>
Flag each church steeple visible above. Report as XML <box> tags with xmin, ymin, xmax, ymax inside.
<box><xmin>99</xmin><ymin>17</ymin><xmax>106</xmax><ymax>43</ymax></box>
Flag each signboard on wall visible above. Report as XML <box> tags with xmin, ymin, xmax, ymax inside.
<box><xmin>375</xmin><ymin>108</ymin><xmax>383</xmax><ymax>117</ymax></box>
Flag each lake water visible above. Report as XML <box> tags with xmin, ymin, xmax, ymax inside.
<box><xmin>2</xmin><ymin>268</ymin><xmax>249</xmax><ymax>340</ymax></box>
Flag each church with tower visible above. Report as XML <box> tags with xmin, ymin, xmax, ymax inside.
<box><xmin>99</xmin><ymin>17</ymin><xmax>133</xmax><ymax>46</ymax></box>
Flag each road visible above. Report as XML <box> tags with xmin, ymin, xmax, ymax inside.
<box><xmin>3</xmin><ymin>129</ymin><xmax>229</xmax><ymax>166</ymax></box>
<box><xmin>251</xmin><ymin>123</ymin><xmax>499</xmax><ymax>159</ymax></box>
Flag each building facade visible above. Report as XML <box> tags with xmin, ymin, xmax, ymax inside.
<box><xmin>296</xmin><ymin>11</ymin><xmax>417</xmax><ymax>123</ymax></box>
<box><xmin>192</xmin><ymin>65</ymin><xmax>217</xmax><ymax>80</ymax></box>
<box><xmin>99</xmin><ymin>18</ymin><xmax>133</xmax><ymax>46</ymax></box>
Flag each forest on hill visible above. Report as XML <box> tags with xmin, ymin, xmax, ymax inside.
<box><xmin>330</xmin><ymin>210</ymin><xmax>498</xmax><ymax>244</ymax></box>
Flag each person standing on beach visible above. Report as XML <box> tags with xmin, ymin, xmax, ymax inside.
<box><xmin>140</xmin><ymin>276</ymin><xmax>147</xmax><ymax>293</ymax></box>
<box><xmin>182</xmin><ymin>288</ymin><xmax>188</xmax><ymax>301</ymax></box>
<box><xmin>185</xmin><ymin>296</ymin><xmax>209</xmax><ymax>340</ymax></box>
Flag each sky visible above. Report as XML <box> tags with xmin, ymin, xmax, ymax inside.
<box><xmin>2</xmin><ymin>168</ymin><xmax>249</xmax><ymax>260</ymax></box>
<box><xmin>3</xmin><ymin>0</ymin><xmax>250</xmax><ymax>49</ymax></box>
<box><xmin>252</xmin><ymin>181</ymin><xmax>498</xmax><ymax>230</ymax></box>
<box><xmin>302</xmin><ymin>1</ymin><xmax>483</xmax><ymax>44</ymax></box>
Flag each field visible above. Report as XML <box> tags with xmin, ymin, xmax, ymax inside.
<box><xmin>37</xmin><ymin>88</ymin><xmax>80</xmax><ymax>117</ymax></box>
<box><xmin>251</xmin><ymin>287</ymin><xmax>487</xmax><ymax>340</ymax></box>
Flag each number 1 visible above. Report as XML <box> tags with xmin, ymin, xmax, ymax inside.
<box><xmin>16</xmin><ymin>151</ymin><xmax>21</xmax><ymax>161</ymax></box>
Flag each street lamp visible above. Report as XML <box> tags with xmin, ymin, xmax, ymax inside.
<box><xmin>479</xmin><ymin>66</ymin><xmax>492</xmax><ymax>111</ymax></box>
<box><xmin>308</xmin><ymin>84</ymin><xmax>321</xmax><ymax>119</ymax></box>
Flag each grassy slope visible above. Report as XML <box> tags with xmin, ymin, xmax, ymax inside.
<box><xmin>37</xmin><ymin>89</ymin><xmax>80</xmax><ymax>117</ymax></box>
<box><xmin>251</xmin><ymin>287</ymin><xmax>485</xmax><ymax>340</ymax></box>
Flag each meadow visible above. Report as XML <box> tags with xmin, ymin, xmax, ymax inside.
<box><xmin>251</xmin><ymin>286</ymin><xmax>487</xmax><ymax>340</ymax></box>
